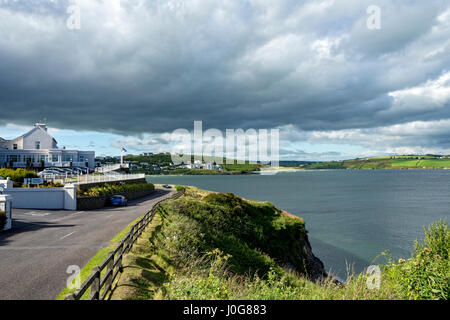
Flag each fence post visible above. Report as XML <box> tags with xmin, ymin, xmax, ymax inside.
<box><xmin>105</xmin><ymin>252</ymin><xmax>114</xmax><ymax>296</ymax></box>
<box><xmin>90</xmin><ymin>267</ymin><xmax>101</xmax><ymax>300</ymax></box>
<box><xmin>129</xmin><ymin>230</ymin><xmax>134</xmax><ymax>252</ymax></box>
<box><xmin>117</xmin><ymin>243</ymin><xmax>124</xmax><ymax>272</ymax></box>
<box><xmin>126</xmin><ymin>229</ymin><xmax>133</xmax><ymax>253</ymax></box>
<box><xmin>64</xmin><ymin>293</ymin><xmax>75</xmax><ymax>300</ymax></box>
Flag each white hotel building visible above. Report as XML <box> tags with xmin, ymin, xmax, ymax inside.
<box><xmin>0</xmin><ymin>122</ymin><xmax>95</xmax><ymax>169</ymax></box>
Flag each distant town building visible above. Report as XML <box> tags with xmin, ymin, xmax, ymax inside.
<box><xmin>204</xmin><ymin>163</ymin><xmax>222</xmax><ymax>170</ymax></box>
<box><xmin>0</xmin><ymin>122</ymin><xmax>95</xmax><ymax>169</ymax></box>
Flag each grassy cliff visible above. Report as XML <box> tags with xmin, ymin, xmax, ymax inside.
<box><xmin>110</xmin><ymin>188</ymin><xmax>449</xmax><ymax>300</ymax></box>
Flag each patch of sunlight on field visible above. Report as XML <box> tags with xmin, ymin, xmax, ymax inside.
<box><xmin>419</xmin><ymin>159</ymin><xmax>450</xmax><ymax>168</ymax></box>
<box><xmin>389</xmin><ymin>160</ymin><xmax>421</xmax><ymax>168</ymax></box>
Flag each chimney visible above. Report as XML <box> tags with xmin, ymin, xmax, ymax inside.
<box><xmin>35</xmin><ymin>121</ymin><xmax>47</xmax><ymax>131</ymax></box>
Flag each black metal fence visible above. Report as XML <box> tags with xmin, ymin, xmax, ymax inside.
<box><xmin>65</xmin><ymin>189</ymin><xmax>185</xmax><ymax>300</ymax></box>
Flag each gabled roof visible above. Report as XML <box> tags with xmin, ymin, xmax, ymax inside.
<box><xmin>8</xmin><ymin>126</ymin><xmax>58</xmax><ymax>146</ymax></box>
<box><xmin>16</xmin><ymin>126</ymin><xmax>53</xmax><ymax>140</ymax></box>
<box><xmin>1</xmin><ymin>124</ymin><xmax>60</xmax><ymax>149</ymax></box>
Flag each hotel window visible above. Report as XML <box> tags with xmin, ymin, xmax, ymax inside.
<box><xmin>52</xmin><ymin>155</ymin><xmax>59</xmax><ymax>162</ymax></box>
<box><xmin>63</xmin><ymin>154</ymin><xmax>73</xmax><ymax>162</ymax></box>
<box><xmin>35</xmin><ymin>141</ymin><xmax>40</xmax><ymax>149</ymax></box>
<box><xmin>8</xmin><ymin>155</ymin><xmax>18</xmax><ymax>162</ymax></box>
<box><xmin>13</xmin><ymin>144</ymin><xmax>17</xmax><ymax>150</ymax></box>
<box><xmin>79</xmin><ymin>155</ymin><xmax>85</xmax><ymax>162</ymax></box>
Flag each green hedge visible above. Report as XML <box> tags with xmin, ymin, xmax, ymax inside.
<box><xmin>81</xmin><ymin>182</ymin><xmax>155</xmax><ymax>197</ymax></box>
<box><xmin>0</xmin><ymin>168</ymin><xmax>37</xmax><ymax>183</ymax></box>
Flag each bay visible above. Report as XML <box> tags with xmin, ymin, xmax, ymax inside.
<box><xmin>147</xmin><ymin>170</ymin><xmax>450</xmax><ymax>279</ymax></box>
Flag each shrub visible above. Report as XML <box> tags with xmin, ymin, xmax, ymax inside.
<box><xmin>175</xmin><ymin>185</ymin><xmax>185</xmax><ymax>192</ymax></box>
<box><xmin>81</xmin><ymin>182</ymin><xmax>155</xmax><ymax>197</ymax></box>
<box><xmin>0</xmin><ymin>168</ymin><xmax>37</xmax><ymax>183</ymax></box>
<box><xmin>414</xmin><ymin>219</ymin><xmax>449</xmax><ymax>260</ymax></box>
<box><xmin>162</xmin><ymin>192</ymin><xmax>306</xmax><ymax>276</ymax></box>
<box><xmin>0</xmin><ymin>210</ymin><xmax>6</xmax><ymax>230</ymax></box>
<box><xmin>383</xmin><ymin>219</ymin><xmax>449</xmax><ymax>300</ymax></box>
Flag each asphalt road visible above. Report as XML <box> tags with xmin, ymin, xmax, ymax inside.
<box><xmin>0</xmin><ymin>188</ymin><xmax>175</xmax><ymax>300</ymax></box>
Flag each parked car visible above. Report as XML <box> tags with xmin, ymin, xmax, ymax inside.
<box><xmin>110</xmin><ymin>195</ymin><xmax>128</xmax><ymax>207</ymax></box>
<box><xmin>163</xmin><ymin>184</ymin><xmax>172</xmax><ymax>189</ymax></box>
<box><xmin>59</xmin><ymin>168</ymin><xmax>75</xmax><ymax>174</ymax></box>
<box><xmin>38</xmin><ymin>169</ymin><xmax>62</xmax><ymax>176</ymax></box>
<box><xmin>72</xmin><ymin>167</ymin><xmax>86</xmax><ymax>174</ymax></box>
<box><xmin>73</xmin><ymin>167</ymin><xmax>89</xmax><ymax>174</ymax></box>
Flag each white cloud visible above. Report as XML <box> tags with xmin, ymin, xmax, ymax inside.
<box><xmin>279</xmin><ymin>118</ymin><xmax>450</xmax><ymax>158</ymax></box>
<box><xmin>388</xmin><ymin>71</ymin><xmax>450</xmax><ymax>112</ymax></box>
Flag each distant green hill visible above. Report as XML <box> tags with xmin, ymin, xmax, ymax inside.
<box><xmin>302</xmin><ymin>155</ymin><xmax>450</xmax><ymax>170</ymax></box>
<box><xmin>279</xmin><ymin>160</ymin><xmax>319</xmax><ymax>167</ymax></box>
<box><xmin>101</xmin><ymin>153</ymin><xmax>262</xmax><ymax>174</ymax></box>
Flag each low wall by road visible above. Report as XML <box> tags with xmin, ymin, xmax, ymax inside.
<box><xmin>3</xmin><ymin>185</ymin><xmax>77</xmax><ymax>210</ymax></box>
<box><xmin>76</xmin><ymin>178</ymin><xmax>147</xmax><ymax>193</ymax></box>
<box><xmin>0</xmin><ymin>177</ymin><xmax>149</xmax><ymax>211</ymax></box>
<box><xmin>77</xmin><ymin>188</ymin><xmax>155</xmax><ymax>210</ymax></box>
<box><xmin>0</xmin><ymin>194</ymin><xmax>12</xmax><ymax>231</ymax></box>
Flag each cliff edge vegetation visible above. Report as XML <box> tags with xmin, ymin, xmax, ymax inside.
<box><xmin>110</xmin><ymin>188</ymin><xmax>449</xmax><ymax>300</ymax></box>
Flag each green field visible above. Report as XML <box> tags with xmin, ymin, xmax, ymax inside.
<box><xmin>303</xmin><ymin>155</ymin><xmax>450</xmax><ymax>170</ymax></box>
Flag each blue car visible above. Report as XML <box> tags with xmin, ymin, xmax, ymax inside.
<box><xmin>110</xmin><ymin>195</ymin><xmax>128</xmax><ymax>206</ymax></box>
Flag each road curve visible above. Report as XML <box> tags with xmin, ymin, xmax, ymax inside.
<box><xmin>0</xmin><ymin>188</ymin><xmax>175</xmax><ymax>300</ymax></box>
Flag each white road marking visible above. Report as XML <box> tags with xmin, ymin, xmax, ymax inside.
<box><xmin>22</xmin><ymin>212</ymin><xmax>52</xmax><ymax>217</ymax></box>
<box><xmin>60</xmin><ymin>231</ymin><xmax>76</xmax><ymax>240</ymax></box>
<box><xmin>0</xmin><ymin>244</ymin><xmax>107</xmax><ymax>250</ymax></box>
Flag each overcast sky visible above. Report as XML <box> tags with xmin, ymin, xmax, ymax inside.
<box><xmin>0</xmin><ymin>0</ymin><xmax>449</xmax><ymax>160</ymax></box>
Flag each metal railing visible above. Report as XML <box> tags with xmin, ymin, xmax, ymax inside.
<box><xmin>95</xmin><ymin>164</ymin><xmax>130</xmax><ymax>173</ymax></box>
<box><xmin>63</xmin><ymin>173</ymin><xmax>145</xmax><ymax>185</ymax></box>
<box><xmin>40</xmin><ymin>173</ymin><xmax>146</xmax><ymax>185</ymax></box>
<box><xmin>65</xmin><ymin>189</ymin><xmax>185</xmax><ymax>300</ymax></box>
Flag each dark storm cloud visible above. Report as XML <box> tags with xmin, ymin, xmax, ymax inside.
<box><xmin>0</xmin><ymin>0</ymin><xmax>449</xmax><ymax>144</ymax></box>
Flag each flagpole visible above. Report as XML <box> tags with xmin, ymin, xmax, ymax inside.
<box><xmin>120</xmin><ymin>147</ymin><xmax>126</xmax><ymax>166</ymax></box>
